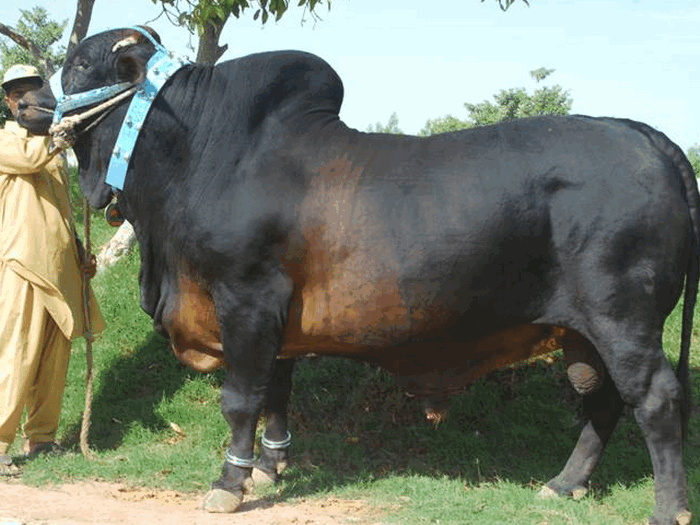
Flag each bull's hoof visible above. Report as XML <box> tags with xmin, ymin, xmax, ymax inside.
<box><xmin>537</xmin><ymin>485</ymin><xmax>558</xmax><ymax>499</ymax></box>
<box><xmin>537</xmin><ymin>484</ymin><xmax>587</xmax><ymax>501</ymax></box>
<box><xmin>570</xmin><ymin>486</ymin><xmax>587</xmax><ymax>500</ymax></box>
<box><xmin>646</xmin><ymin>510</ymin><xmax>693</xmax><ymax>525</ymax></box>
<box><xmin>252</xmin><ymin>467</ymin><xmax>277</xmax><ymax>489</ymax></box>
<box><xmin>201</xmin><ymin>489</ymin><xmax>243</xmax><ymax>513</ymax></box>
<box><xmin>675</xmin><ymin>510</ymin><xmax>692</xmax><ymax>525</ymax></box>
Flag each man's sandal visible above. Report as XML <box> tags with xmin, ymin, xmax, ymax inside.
<box><xmin>22</xmin><ymin>440</ymin><xmax>62</xmax><ymax>456</ymax></box>
<box><xmin>0</xmin><ymin>454</ymin><xmax>20</xmax><ymax>477</ymax></box>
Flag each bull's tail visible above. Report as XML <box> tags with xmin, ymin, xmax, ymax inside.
<box><xmin>618</xmin><ymin>118</ymin><xmax>700</xmax><ymax>441</ymax></box>
<box><xmin>674</xmin><ymin>146</ymin><xmax>699</xmax><ymax>442</ymax></box>
<box><xmin>678</xmin><ymin>221</ymin><xmax>698</xmax><ymax>442</ymax></box>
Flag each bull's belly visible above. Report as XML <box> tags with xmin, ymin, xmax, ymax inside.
<box><xmin>163</xmin><ymin>273</ymin><xmax>570</xmax><ymax>394</ymax></box>
<box><xmin>282</xmin><ymin>322</ymin><xmax>568</xmax><ymax>396</ymax></box>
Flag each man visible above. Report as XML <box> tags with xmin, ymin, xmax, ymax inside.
<box><xmin>0</xmin><ymin>64</ymin><xmax>103</xmax><ymax>475</ymax></box>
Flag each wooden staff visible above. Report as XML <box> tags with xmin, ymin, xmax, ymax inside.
<box><xmin>79</xmin><ymin>196</ymin><xmax>95</xmax><ymax>459</ymax></box>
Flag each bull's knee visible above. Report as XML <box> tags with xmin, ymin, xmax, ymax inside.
<box><xmin>635</xmin><ymin>367</ymin><xmax>683</xmax><ymax>420</ymax></box>
<box><xmin>563</xmin><ymin>344</ymin><xmax>605</xmax><ymax>396</ymax></box>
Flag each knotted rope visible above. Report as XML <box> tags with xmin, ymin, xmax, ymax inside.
<box><xmin>49</xmin><ymin>86</ymin><xmax>139</xmax><ymax>152</ymax></box>
<box><xmin>79</xmin><ymin>196</ymin><xmax>95</xmax><ymax>459</ymax></box>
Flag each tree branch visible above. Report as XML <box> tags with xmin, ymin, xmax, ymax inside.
<box><xmin>0</xmin><ymin>21</ymin><xmax>56</xmax><ymax>75</ymax></box>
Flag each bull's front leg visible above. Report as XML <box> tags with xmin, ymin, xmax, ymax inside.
<box><xmin>202</xmin><ymin>276</ymin><xmax>292</xmax><ymax>513</ymax></box>
<box><xmin>202</xmin><ymin>370</ymin><xmax>268</xmax><ymax>512</ymax></box>
<box><xmin>254</xmin><ymin>358</ymin><xmax>296</xmax><ymax>487</ymax></box>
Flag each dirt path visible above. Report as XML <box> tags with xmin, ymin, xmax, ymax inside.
<box><xmin>0</xmin><ymin>479</ymin><xmax>384</xmax><ymax>525</ymax></box>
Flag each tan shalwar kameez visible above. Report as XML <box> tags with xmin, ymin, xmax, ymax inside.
<box><xmin>0</xmin><ymin>121</ymin><xmax>104</xmax><ymax>454</ymax></box>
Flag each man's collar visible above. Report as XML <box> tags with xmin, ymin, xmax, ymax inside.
<box><xmin>4</xmin><ymin>120</ymin><xmax>30</xmax><ymax>138</ymax></box>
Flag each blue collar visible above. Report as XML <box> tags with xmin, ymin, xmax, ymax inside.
<box><xmin>52</xmin><ymin>26</ymin><xmax>192</xmax><ymax>191</ymax></box>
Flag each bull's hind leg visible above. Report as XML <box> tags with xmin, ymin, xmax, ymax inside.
<box><xmin>629</xmin><ymin>361</ymin><xmax>690</xmax><ymax>525</ymax></box>
<box><xmin>253</xmin><ymin>357</ymin><xmax>295</xmax><ymax>487</ymax></box>
<box><xmin>615</xmin><ymin>350</ymin><xmax>690</xmax><ymax>525</ymax></box>
<box><xmin>546</xmin><ymin>327</ymin><xmax>690</xmax><ymax>525</ymax></box>
<box><xmin>541</xmin><ymin>344</ymin><xmax>624</xmax><ymax>500</ymax></box>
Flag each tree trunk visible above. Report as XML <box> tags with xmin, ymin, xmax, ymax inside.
<box><xmin>196</xmin><ymin>16</ymin><xmax>230</xmax><ymax>65</ymax></box>
<box><xmin>96</xmin><ymin>221</ymin><xmax>137</xmax><ymax>271</ymax></box>
<box><xmin>67</xmin><ymin>0</ymin><xmax>96</xmax><ymax>56</ymax></box>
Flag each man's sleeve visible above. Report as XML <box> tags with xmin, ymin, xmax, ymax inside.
<box><xmin>0</xmin><ymin>132</ymin><xmax>55</xmax><ymax>175</ymax></box>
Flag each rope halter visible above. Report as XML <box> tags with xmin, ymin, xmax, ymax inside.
<box><xmin>49</xmin><ymin>26</ymin><xmax>192</xmax><ymax>189</ymax></box>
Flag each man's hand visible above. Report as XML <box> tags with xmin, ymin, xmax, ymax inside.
<box><xmin>48</xmin><ymin>121</ymin><xmax>76</xmax><ymax>153</ymax></box>
<box><xmin>83</xmin><ymin>253</ymin><xmax>97</xmax><ymax>280</ymax></box>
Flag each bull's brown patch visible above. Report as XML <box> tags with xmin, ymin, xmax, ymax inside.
<box><xmin>282</xmin><ymin>154</ymin><xmax>425</xmax><ymax>350</ymax></box>
<box><xmin>165</xmin><ymin>273</ymin><xmax>225</xmax><ymax>372</ymax></box>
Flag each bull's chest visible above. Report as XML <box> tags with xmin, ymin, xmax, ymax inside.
<box><xmin>162</xmin><ymin>273</ymin><xmax>224</xmax><ymax>373</ymax></box>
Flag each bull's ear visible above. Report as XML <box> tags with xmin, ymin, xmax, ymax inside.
<box><xmin>113</xmin><ymin>27</ymin><xmax>161</xmax><ymax>84</ymax></box>
<box><xmin>116</xmin><ymin>51</ymin><xmax>148</xmax><ymax>84</ymax></box>
<box><xmin>136</xmin><ymin>25</ymin><xmax>161</xmax><ymax>44</ymax></box>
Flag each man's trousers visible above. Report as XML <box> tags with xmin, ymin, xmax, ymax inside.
<box><xmin>0</xmin><ymin>264</ymin><xmax>70</xmax><ymax>455</ymax></box>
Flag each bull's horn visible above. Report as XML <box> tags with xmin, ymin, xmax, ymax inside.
<box><xmin>112</xmin><ymin>35</ymin><xmax>139</xmax><ymax>53</ymax></box>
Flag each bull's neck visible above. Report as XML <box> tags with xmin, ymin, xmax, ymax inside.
<box><xmin>133</xmin><ymin>65</ymin><xmax>214</xmax><ymax>177</ymax></box>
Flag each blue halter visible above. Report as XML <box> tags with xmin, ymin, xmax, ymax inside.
<box><xmin>52</xmin><ymin>26</ymin><xmax>192</xmax><ymax>191</ymax></box>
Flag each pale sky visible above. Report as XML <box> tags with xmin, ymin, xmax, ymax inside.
<box><xmin>3</xmin><ymin>0</ymin><xmax>700</xmax><ymax>151</ymax></box>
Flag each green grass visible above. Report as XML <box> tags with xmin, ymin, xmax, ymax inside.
<box><xmin>7</xmin><ymin>211</ymin><xmax>700</xmax><ymax>524</ymax></box>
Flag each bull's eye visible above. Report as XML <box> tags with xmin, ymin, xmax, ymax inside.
<box><xmin>74</xmin><ymin>58</ymin><xmax>91</xmax><ymax>73</ymax></box>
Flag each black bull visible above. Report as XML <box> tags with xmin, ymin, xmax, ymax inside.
<box><xmin>29</xmin><ymin>27</ymin><xmax>698</xmax><ymax>524</ymax></box>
